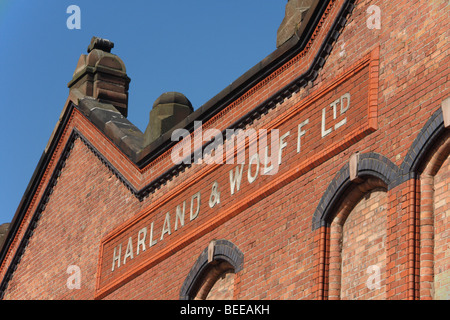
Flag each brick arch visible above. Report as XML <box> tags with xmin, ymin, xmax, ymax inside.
<box><xmin>328</xmin><ymin>180</ymin><xmax>388</xmax><ymax>299</ymax></box>
<box><xmin>179</xmin><ymin>240</ymin><xmax>244</xmax><ymax>300</ymax></box>
<box><xmin>312</xmin><ymin>152</ymin><xmax>399</xmax><ymax>230</ymax></box>
<box><xmin>398</xmin><ymin>103</ymin><xmax>449</xmax><ymax>300</ymax></box>
<box><xmin>418</xmin><ymin>131</ymin><xmax>450</xmax><ymax>299</ymax></box>
<box><xmin>400</xmin><ymin>106</ymin><xmax>447</xmax><ymax>177</ymax></box>
<box><xmin>312</xmin><ymin>152</ymin><xmax>398</xmax><ymax>299</ymax></box>
<box><xmin>394</xmin><ymin>104</ymin><xmax>449</xmax><ymax>300</ymax></box>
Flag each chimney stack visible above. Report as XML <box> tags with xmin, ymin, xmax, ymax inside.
<box><xmin>68</xmin><ymin>36</ymin><xmax>131</xmax><ymax>117</ymax></box>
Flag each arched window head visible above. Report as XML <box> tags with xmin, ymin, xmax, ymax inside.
<box><xmin>193</xmin><ymin>260</ymin><xmax>235</xmax><ymax>300</ymax></box>
<box><xmin>180</xmin><ymin>240</ymin><xmax>244</xmax><ymax>300</ymax></box>
<box><xmin>328</xmin><ymin>179</ymin><xmax>388</xmax><ymax>300</ymax></box>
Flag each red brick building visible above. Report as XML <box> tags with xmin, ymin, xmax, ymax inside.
<box><xmin>0</xmin><ymin>0</ymin><xmax>448</xmax><ymax>300</ymax></box>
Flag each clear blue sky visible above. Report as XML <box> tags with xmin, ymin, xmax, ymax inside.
<box><xmin>0</xmin><ymin>1</ymin><xmax>285</xmax><ymax>224</ymax></box>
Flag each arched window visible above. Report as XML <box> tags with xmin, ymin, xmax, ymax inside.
<box><xmin>416</xmin><ymin>130</ymin><xmax>450</xmax><ymax>299</ymax></box>
<box><xmin>400</xmin><ymin>103</ymin><xmax>450</xmax><ymax>299</ymax></box>
<box><xmin>180</xmin><ymin>240</ymin><xmax>244</xmax><ymax>300</ymax></box>
<box><xmin>312</xmin><ymin>152</ymin><xmax>398</xmax><ymax>299</ymax></box>
<box><xmin>312</xmin><ymin>103</ymin><xmax>450</xmax><ymax>300</ymax></box>
<box><xmin>192</xmin><ymin>260</ymin><xmax>236</xmax><ymax>300</ymax></box>
<box><xmin>329</xmin><ymin>178</ymin><xmax>388</xmax><ymax>299</ymax></box>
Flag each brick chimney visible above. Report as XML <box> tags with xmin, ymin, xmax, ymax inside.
<box><xmin>68</xmin><ymin>37</ymin><xmax>131</xmax><ymax>117</ymax></box>
<box><xmin>277</xmin><ymin>0</ymin><xmax>314</xmax><ymax>48</ymax></box>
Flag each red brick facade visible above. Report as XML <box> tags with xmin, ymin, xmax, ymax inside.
<box><xmin>0</xmin><ymin>0</ymin><xmax>448</xmax><ymax>300</ymax></box>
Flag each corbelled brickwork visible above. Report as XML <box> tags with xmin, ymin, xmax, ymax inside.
<box><xmin>0</xmin><ymin>0</ymin><xmax>448</xmax><ymax>300</ymax></box>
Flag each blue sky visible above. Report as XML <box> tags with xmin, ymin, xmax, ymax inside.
<box><xmin>0</xmin><ymin>1</ymin><xmax>285</xmax><ymax>224</ymax></box>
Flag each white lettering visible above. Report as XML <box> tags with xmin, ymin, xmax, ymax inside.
<box><xmin>225</xmin><ymin>305</ymin><xmax>231</xmax><ymax>314</ymax></box>
<box><xmin>123</xmin><ymin>237</ymin><xmax>134</xmax><ymax>265</ymax></box>
<box><xmin>209</xmin><ymin>181</ymin><xmax>221</xmax><ymax>208</ymax></box>
<box><xmin>149</xmin><ymin>222</ymin><xmax>158</xmax><ymax>247</ymax></box>
<box><xmin>229</xmin><ymin>164</ymin><xmax>245</xmax><ymax>195</ymax></box>
<box><xmin>181</xmin><ymin>304</ymin><xmax>214</xmax><ymax>317</ymax></box>
<box><xmin>278</xmin><ymin>131</ymin><xmax>290</xmax><ymax>165</ymax></box>
<box><xmin>247</xmin><ymin>153</ymin><xmax>260</xmax><ymax>183</ymax></box>
<box><xmin>297</xmin><ymin>119</ymin><xmax>309</xmax><ymax>153</ymax></box>
<box><xmin>335</xmin><ymin>93</ymin><xmax>350</xmax><ymax>130</ymax></box>
<box><xmin>190</xmin><ymin>192</ymin><xmax>201</xmax><ymax>221</ymax></box>
<box><xmin>111</xmin><ymin>244</ymin><xmax>121</xmax><ymax>272</ymax></box>
<box><xmin>136</xmin><ymin>227</ymin><xmax>147</xmax><ymax>255</ymax></box>
<box><xmin>161</xmin><ymin>212</ymin><xmax>171</xmax><ymax>240</ymax></box>
<box><xmin>322</xmin><ymin>93</ymin><xmax>350</xmax><ymax>137</ymax></box>
<box><xmin>175</xmin><ymin>201</ymin><xmax>186</xmax><ymax>231</ymax></box>
<box><xmin>340</xmin><ymin>92</ymin><xmax>350</xmax><ymax>114</ymax></box>
<box><xmin>110</xmin><ymin>91</ymin><xmax>358</xmax><ymax>272</ymax></box>
<box><xmin>225</xmin><ymin>304</ymin><xmax>269</xmax><ymax>315</ymax></box>
<box><xmin>321</xmin><ymin>106</ymin><xmax>332</xmax><ymax>137</ymax></box>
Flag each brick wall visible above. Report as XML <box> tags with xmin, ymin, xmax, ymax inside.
<box><xmin>205</xmin><ymin>272</ymin><xmax>235</xmax><ymax>300</ymax></box>
<box><xmin>1</xmin><ymin>138</ymin><xmax>144</xmax><ymax>299</ymax></box>
<box><xmin>340</xmin><ymin>188</ymin><xmax>387</xmax><ymax>299</ymax></box>
<box><xmin>433</xmin><ymin>154</ymin><xmax>449</xmax><ymax>299</ymax></box>
<box><xmin>1</xmin><ymin>0</ymin><xmax>449</xmax><ymax>300</ymax></box>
